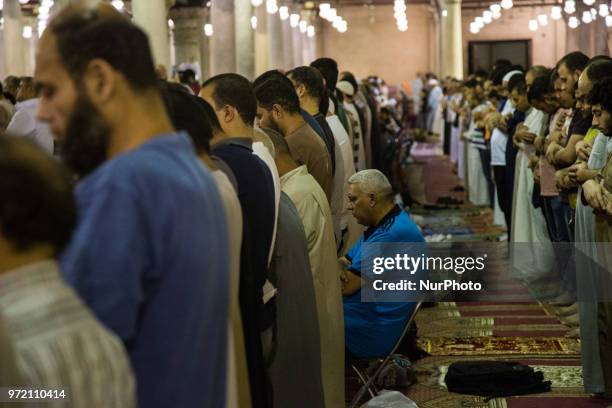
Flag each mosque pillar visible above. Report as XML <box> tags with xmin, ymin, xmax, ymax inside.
<box><xmin>210</xmin><ymin>0</ymin><xmax>236</xmax><ymax>74</ymax></box>
<box><xmin>2</xmin><ymin>0</ymin><xmax>27</xmax><ymax>76</ymax></box>
<box><xmin>441</xmin><ymin>0</ymin><xmax>463</xmax><ymax>79</ymax></box>
<box><xmin>254</xmin><ymin>6</ymin><xmax>269</xmax><ymax>76</ymax></box>
<box><xmin>169</xmin><ymin>7</ymin><xmax>209</xmax><ymax>82</ymax></box>
<box><xmin>235</xmin><ymin>0</ymin><xmax>255</xmax><ymax>80</ymax></box>
<box><xmin>132</xmin><ymin>0</ymin><xmax>174</xmax><ymax>70</ymax></box>
<box><xmin>281</xmin><ymin>16</ymin><xmax>294</xmax><ymax>70</ymax></box>
<box><xmin>291</xmin><ymin>19</ymin><xmax>303</xmax><ymax>66</ymax></box>
<box><xmin>267</xmin><ymin>10</ymin><xmax>284</xmax><ymax>70</ymax></box>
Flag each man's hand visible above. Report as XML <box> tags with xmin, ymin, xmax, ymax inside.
<box><xmin>522</xmin><ymin>132</ymin><xmax>537</xmax><ymax>144</ymax></box>
<box><xmin>550</xmin><ymin>130</ymin><xmax>564</xmax><ymax>144</ymax></box>
<box><xmin>576</xmin><ymin>140</ymin><xmax>592</xmax><ymax>162</ymax></box>
<box><xmin>567</xmin><ymin>162</ymin><xmax>587</xmax><ymax>182</ymax></box>
<box><xmin>546</xmin><ymin>142</ymin><xmax>562</xmax><ymax>164</ymax></box>
<box><xmin>583</xmin><ymin>179</ymin><xmax>606</xmax><ymax>210</ymax></box>
<box><xmin>534</xmin><ymin>135</ymin><xmax>546</xmax><ymax>153</ymax></box>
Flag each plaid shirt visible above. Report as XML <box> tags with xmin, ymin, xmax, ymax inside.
<box><xmin>0</xmin><ymin>261</ymin><xmax>135</xmax><ymax>408</ymax></box>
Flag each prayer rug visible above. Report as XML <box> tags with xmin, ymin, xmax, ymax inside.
<box><xmin>418</xmin><ymin>336</ymin><xmax>581</xmax><ymax>356</ymax></box>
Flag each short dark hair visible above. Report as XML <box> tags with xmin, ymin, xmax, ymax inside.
<box><xmin>50</xmin><ymin>6</ymin><xmax>158</xmax><ymax>90</ymax></box>
<box><xmin>559</xmin><ymin>51</ymin><xmax>590</xmax><ymax>73</ymax></box>
<box><xmin>588</xmin><ymin>77</ymin><xmax>612</xmax><ymax>111</ymax></box>
<box><xmin>464</xmin><ymin>79</ymin><xmax>481</xmax><ymax>89</ymax></box>
<box><xmin>528</xmin><ymin>72</ymin><xmax>551</xmax><ymax>103</ymax></box>
<box><xmin>508</xmin><ymin>74</ymin><xmax>526</xmax><ymax>94</ymax></box>
<box><xmin>202</xmin><ymin>73</ymin><xmax>257</xmax><ymax>125</ymax></box>
<box><xmin>0</xmin><ymin>137</ymin><xmax>76</xmax><ymax>255</ymax></box>
<box><xmin>586</xmin><ymin>59</ymin><xmax>612</xmax><ymax>83</ymax></box>
<box><xmin>311</xmin><ymin>57</ymin><xmax>339</xmax><ymax>91</ymax></box>
<box><xmin>263</xmin><ymin>127</ymin><xmax>291</xmax><ymax>156</ymax></box>
<box><xmin>161</xmin><ymin>82</ymin><xmax>211</xmax><ymax>154</ymax></box>
<box><xmin>287</xmin><ymin>66</ymin><xmax>325</xmax><ymax>102</ymax></box>
<box><xmin>491</xmin><ymin>65</ymin><xmax>513</xmax><ymax>86</ymax></box>
<box><xmin>253</xmin><ymin>70</ymin><xmax>292</xmax><ymax>89</ymax></box>
<box><xmin>527</xmin><ymin>65</ymin><xmax>549</xmax><ymax>79</ymax></box>
<box><xmin>254</xmin><ymin>78</ymin><xmax>301</xmax><ymax>114</ymax></box>
<box><xmin>474</xmin><ymin>69</ymin><xmax>489</xmax><ymax>79</ymax></box>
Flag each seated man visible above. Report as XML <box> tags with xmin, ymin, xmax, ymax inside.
<box><xmin>0</xmin><ymin>137</ymin><xmax>134</xmax><ymax>406</ymax></box>
<box><xmin>341</xmin><ymin>169</ymin><xmax>425</xmax><ymax>359</ymax></box>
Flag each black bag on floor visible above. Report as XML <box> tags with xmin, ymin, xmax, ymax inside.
<box><xmin>444</xmin><ymin>361</ymin><xmax>551</xmax><ymax>400</ymax></box>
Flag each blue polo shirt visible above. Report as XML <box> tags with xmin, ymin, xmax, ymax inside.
<box><xmin>344</xmin><ymin>205</ymin><xmax>424</xmax><ymax>358</ymax></box>
<box><xmin>61</xmin><ymin>133</ymin><xmax>229</xmax><ymax>408</ymax></box>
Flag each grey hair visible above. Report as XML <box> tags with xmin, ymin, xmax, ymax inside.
<box><xmin>348</xmin><ymin>169</ymin><xmax>393</xmax><ymax>198</ymax></box>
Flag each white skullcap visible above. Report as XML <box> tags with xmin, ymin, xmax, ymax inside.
<box><xmin>328</xmin><ymin>97</ymin><xmax>335</xmax><ymax>115</ymax></box>
<box><xmin>502</xmin><ymin>70</ymin><xmax>523</xmax><ymax>84</ymax></box>
<box><xmin>427</xmin><ymin>78</ymin><xmax>439</xmax><ymax>86</ymax></box>
<box><xmin>336</xmin><ymin>80</ymin><xmax>355</xmax><ymax>96</ymax></box>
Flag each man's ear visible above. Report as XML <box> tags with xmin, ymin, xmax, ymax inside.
<box><xmin>273</xmin><ymin>104</ymin><xmax>283</xmax><ymax>120</ymax></box>
<box><xmin>369</xmin><ymin>193</ymin><xmax>376</xmax><ymax>207</ymax></box>
<box><xmin>82</xmin><ymin>58</ymin><xmax>117</xmax><ymax>105</ymax></box>
<box><xmin>222</xmin><ymin>105</ymin><xmax>236</xmax><ymax>123</ymax></box>
<box><xmin>296</xmin><ymin>84</ymin><xmax>306</xmax><ymax>99</ymax></box>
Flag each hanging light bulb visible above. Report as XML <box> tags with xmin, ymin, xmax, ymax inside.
<box><xmin>483</xmin><ymin>10</ymin><xmax>493</xmax><ymax>23</ymax></box>
<box><xmin>279</xmin><ymin>6</ymin><xmax>289</xmax><ymax>20</ymax></box>
<box><xmin>551</xmin><ymin>6</ymin><xmax>562</xmax><ymax>19</ymax></box>
<box><xmin>266</xmin><ymin>0</ymin><xmax>278</xmax><ymax>14</ymax></box>
<box><xmin>111</xmin><ymin>0</ymin><xmax>124</xmax><ymax>10</ymax></box>
<box><xmin>501</xmin><ymin>0</ymin><xmax>513</xmax><ymax>9</ymax></box>
<box><xmin>470</xmin><ymin>22</ymin><xmax>480</xmax><ymax>33</ymax></box>
<box><xmin>204</xmin><ymin>23</ymin><xmax>214</xmax><ymax>36</ymax></box>
<box><xmin>568</xmin><ymin>15</ymin><xmax>580</xmax><ymax>27</ymax></box>
<box><xmin>493</xmin><ymin>10</ymin><xmax>502</xmax><ymax>19</ymax></box>
<box><xmin>290</xmin><ymin>13</ymin><xmax>300</xmax><ymax>27</ymax></box>
<box><xmin>442</xmin><ymin>9</ymin><xmax>448</xmax><ymax>16</ymax></box>
<box><xmin>590</xmin><ymin>7</ymin><xmax>597</xmax><ymax>18</ymax></box>
<box><xmin>583</xmin><ymin>0</ymin><xmax>595</xmax><ymax>5</ymax></box>
<box><xmin>22</xmin><ymin>25</ymin><xmax>33</xmax><ymax>38</ymax></box>
<box><xmin>582</xmin><ymin>10</ymin><xmax>592</xmax><ymax>22</ymax></box>
<box><xmin>338</xmin><ymin>21</ymin><xmax>348</xmax><ymax>32</ymax></box>
<box><xmin>599</xmin><ymin>4</ymin><xmax>610</xmax><ymax>16</ymax></box>
<box><xmin>538</xmin><ymin>14</ymin><xmax>548</xmax><ymax>25</ymax></box>
<box><xmin>251</xmin><ymin>15</ymin><xmax>258</xmax><ymax>29</ymax></box>
<box><xmin>564</xmin><ymin>0</ymin><xmax>576</xmax><ymax>13</ymax></box>
<box><xmin>474</xmin><ymin>18</ymin><xmax>484</xmax><ymax>29</ymax></box>
<box><xmin>490</xmin><ymin>4</ymin><xmax>501</xmax><ymax>13</ymax></box>
<box><xmin>307</xmin><ymin>25</ymin><xmax>315</xmax><ymax>37</ymax></box>
<box><xmin>328</xmin><ymin>8</ymin><xmax>337</xmax><ymax>21</ymax></box>
<box><xmin>299</xmin><ymin>20</ymin><xmax>308</xmax><ymax>32</ymax></box>
<box><xmin>394</xmin><ymin>2</ymin><xmax>406</xmax><ymax>12</ymax></box>
<box><xmin>168</xmin><ymin>19</ymin><xmax>175</xmax><ymax>29</ymax></box>
<box><xmin>251</xmin><ymin>0</ymin><xmax>263</xmax><ymax>6</ymax></box>
<box><xmin>528</xmin><ymin>18</ymin><xmax>538</xmax><ymax>30</ymax></box>
<box><xmin>606</xmin><ymin>14</ymin><xmax>612</xmax><ymax>25</ymax></box>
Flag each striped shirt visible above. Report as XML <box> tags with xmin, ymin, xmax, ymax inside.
<box><xmin>0</xmin><ymin>261</ymin><xmax>135</xmax><ymax>408</ymax></box>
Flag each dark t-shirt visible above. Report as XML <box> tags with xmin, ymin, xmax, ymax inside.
<box><xmin>568</xmin><ymin>110</ymin><xmax>593</xmax><ymax>138</ymax></box>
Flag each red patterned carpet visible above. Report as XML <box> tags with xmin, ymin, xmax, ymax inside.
<box><xmin>345</xmin><ymin>155</ymin><xmax>608</xmax><ymax>407</ymax></box>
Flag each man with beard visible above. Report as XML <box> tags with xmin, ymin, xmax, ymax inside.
<box><xmin>255</xmin><ymin>78</ymin><xmax>333</xmax><ymax>201</ymax></box>
<box><xmin>34</xmin><ymin>5</ymin><xmax>229</xmax><ymax>408</ymax></box>
<box><xmin>583</xmin><ymin>77</ymin><xmax>612</xmax><ymax>400</ymax></box>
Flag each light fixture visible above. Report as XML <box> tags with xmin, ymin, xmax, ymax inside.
<box><xmin>251</xmin><ymin>0</ymin><xmax>263</xmax><ymax>6</ymax></box>
<box><xmin>19</xmin><ymin>0</ymin><xmax>29</xmax><ymax>4</ymax></box>
<box><xmin>251</xmin><ymin>15</ymin><xmax>258</xmax><ymax>29</ymax></box>
<box><xmin>528</xmin><ymin>18</ymin><xmax>538</xmax><ymax>30</ymax></box>
<box><xmin>470</xmin><ymin>22</ymin><xmax>480</xmax><ymax>33</ymax></box>
<box><xmin>319</xmin><ymin>2</ymin><xmax>331</xmax><ymax>12</ymax></box>
<box><xmin>37</xmin><ymin>21</ymin><xmax>46</xmax><ymax>37</ymax></box>
<box><xmin>600</xmin><ymin>4</ymin><xmax>610</xmax><ymax>16</ymax></box>
<box><xmin>338</xmin><ymin>23</ymin><xmax>347</xmax><ymax>32</ymax></box>
<box><xmin>501</xmin><ymin>0</ymin><xmax>513</xmax><ymax>9</ymax></box>
<box><xmin>22</xmin><ymin>25</ymin><xmax>33</xmax><ymax>38</ymax></box>
<box><xmin>582</xmin><ymin>10</ymin><xmax>593</xmax><ymax>22</ymax></box>
<box><xmin>299</xmin><ymin>20</ymin><xmax>307</xmax><ymax>32</ymax></box>
<box><xmin>266</xmin><ymin>0</ymin><xmax>278</xmax><ymax>14</ymax></box>
<box><xmin>307</xmin><ymin>25</ymin><xmax>315</xmax><ymax>37</ymax></box>
<box><xmin>442</xmin><ymin>9</ymin><xmax>448</xmax><ymax>16</ymax></box>
<box><xmin>606</xmin><ymin>14</ymin><xmax>612</xmax><ymax>25</ymax></box>
<box><xmin>493</xmin><ymin>10</ymin><xmax>502</xmax><ymax>18</ymax></box>
<box><xmin>279</xmin><ymin>6</ymin><xmax>289</xmax><ymax>20</ymax></box>
<box><xmin>538</xmin><ymin>13</ymin><xmax>548</xmax><ymax>25</ymax></box>
<box><xmin>394</xmin><ymin>2</ymin><xmax>406</xmax><ymax>12</ymax></box>
<box><xmin>290</xmin><ymin>13</ymin><xmax>300</xmax><ymax>27</ymax></box>
<box><xmin>568</xmin><ymin>15</ymin><xmax>579</xmax><ymax>27</ymax></box>
<box><xmin>564</xmin><ymin>0</ymin><xmax>576</xmax><ymax>13</ymax></box>
<box><xmin>111</xmin><ymin>0</ymin><xmax>124</xmax><ymax>10</ymax></box>
<box><xmin>0</xmin><ymin>0</ymin><xmax>3</xmax><ymax>11</ymax></box>
<box><xmin>204</xmin><ymin>23</ymin><xmax>214</xmax><ymax>36</ymax></box>
<box><xmin>490</xmin><ymin>4</ymin><xmax>501</xmax><ymax>12</ymax></box>
<box><xmin>583</xmin><ymin>0</ymin><xmax>595</xmax><ymax>5</ymax></box>
<box><xmin>483</xmin><ymin>10</ymin><xmax>493</xmax><ymax>23</ymax></box>
<box><xmin>551</xmin><ymin>6</ymin><xmax>562</xmax><ymax>19</ymax></box>
<box><xmin>168</xmin><ymin>19</ymin><xmax>175</xmax><ymax>29</ymax></box>
<box><xmin>474</xmin><ymin>19</ymin><xmax>484</xmax><ymax>29</ymax></box>
<box><xmin>590</xmin><ymin>7</ymin><xmax>597</xmax><ymax>17</ymax></box>
<box><xmin>328</xmin><ymin>8</ymin><xmax>337</xmax><ymax>20</ymax></box>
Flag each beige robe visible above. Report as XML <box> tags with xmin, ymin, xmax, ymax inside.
<box><xmin>280</xmin><ymin>165</ymin><xmax>345</xmax><ymax>408</ymax></box>
<box><xmin>212</xmin><ymin>170</ymin><xmax>251</xmax><ymax>408</ymax></box>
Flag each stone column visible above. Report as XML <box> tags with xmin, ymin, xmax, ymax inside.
<box><xmin>254</xmin><ymin>6</ymin><xmax>269</xmax><ymax>77</ymax></box>
<box><xmin>440</xmin><ymin>0</ymin><xmax>463</xmax><ymax>79</ymax></box>
<box><xmin>235</xmin><ymin>0</ymin><xmax>255</xmax><ymax>79</ymax></box>
<box><xmin>267</xmin><ymin>11</ymin><xmax>283</xmax><ymax>70</ymax></box>
<box><xmin>132</xmin><ymin>0</ymin><xmax>173</xmax><ymax>70</ymax></box>
<box><xmin>210</xmin><ymin>0</ymin><xmax>236</xmax><ymax>74</ymax></box>
<box><xmin>291</xmin><ymin>21</ymin><xmax>303</xmax><ymax>66</ymax></box>
<box><xmin>281</xmin><ymin>17</ymin><xmax>294</xmax><ymax>70</ymax></box>
<box><xmin>3</xmin><ymin>0</ymin><xmax>27</xmax><ymax>76</ymax></box>
<box><xmin>170</xmin><ymin>7</ymin><xmax>209</xmax><ymax>81</ymax></box>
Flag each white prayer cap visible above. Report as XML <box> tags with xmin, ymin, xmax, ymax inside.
<box><xmin>427</xmin><ymin>78</ymin><xmax>439</xmax><ymax>86</ymax></box>
<box><xmin>328</xmin><ymin>97</ymin><xmax>335</xmax><ymax>115</ymax></box>
<box><xmin>336</xmin><ymin>80</ymin><xmax>355</xmax><ymax>96</ymax></box>
<box><xmin>502</xmin><ymin>70</ymin><xmax>523</xmax><ymax>84</ymax></box>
